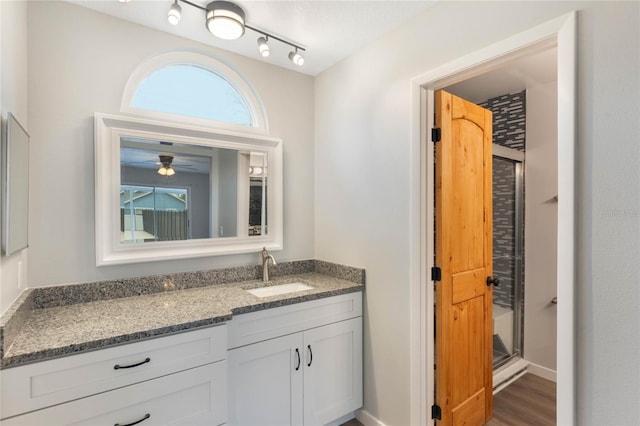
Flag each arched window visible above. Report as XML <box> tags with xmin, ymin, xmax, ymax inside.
<box><xmin>131</xmin><ymin>65</ymin><xmax>252</xmax><ymax>126</ymax></box>
<box><xmin>121</xmin><ymin>52</ymin><xmax>268</xmax><ymax>132</ymax></box>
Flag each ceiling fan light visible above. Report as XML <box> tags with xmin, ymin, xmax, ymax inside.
<box><xmin>166</xmin><ymin>167</ymin><xmax>176</xmax><ymax>176</ymax></box>
<box><xmin>168</xmin><ymin>1</ymin><xmax>182</xmax><ymax>25</ymax></box>
<box><xmin>157</xmin><ymin>167</ymin><xmax>168</xmax><ymax>176</ymax></box>
<box><xmin>257</xmin><ymin>37</ymin><xmax>270</xmax><ymax>57</ymax></box>
<box><xmin>206</xmin><ymin>1</ymin><xmax>245</xmax><ymax>40</ymax></box>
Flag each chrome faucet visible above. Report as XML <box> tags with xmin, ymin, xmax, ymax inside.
<box><xmin>261</xmin><ymin>247</ymin><xmax>277</xmax><ymax>283</ymax></box>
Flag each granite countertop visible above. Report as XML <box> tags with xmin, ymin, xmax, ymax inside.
<box><xmin>0</xmin><ymin>260</ymin><xmax>364</xmax><ymax>369</ymax></box>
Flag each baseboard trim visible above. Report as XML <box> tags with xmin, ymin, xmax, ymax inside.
<box><xmin>527</xmin><ymin>362</ymin><xmax>557</xmax><ymax>382</ymax></box>
<box><xmin>356</xmin><ymin>409</ymin><xmax>388</xmax><ymax>426</ymax></box>
<box><xmin>493</xmin><ymin>357</ymin><xmax>530</xmax><ymax>393</ymax></box>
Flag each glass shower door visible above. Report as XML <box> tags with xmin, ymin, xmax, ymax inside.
<box><xmin>492</xmin><ymin>153</ymin><xmax>524</xmax><ymax>369</ymax></box>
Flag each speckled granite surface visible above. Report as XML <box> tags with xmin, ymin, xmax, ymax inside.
<box><xmin>0</xmin><ymin>260</ymin><xmax>364</xmax><ymax>369</ymax></box>
<box><xmin>30</xmin><ymin>260</ymin><xmax>317</xmax><ymax>310</ymax></box>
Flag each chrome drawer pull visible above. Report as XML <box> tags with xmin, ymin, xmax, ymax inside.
<box><xmin>113</xmin><ymin>357</ymin><xmax>151</xmax><ymax>370</ymax></box>
<box><xmin>114</xmin><ymin>413</ymin><xmax>150</xmax><ymax>426</ymax></box>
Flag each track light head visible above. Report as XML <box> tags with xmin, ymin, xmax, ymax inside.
<box><xmin>206</xmin><ymin>1</ymin><xmax>246</xmax><ymax>40</ymax></box>
<box><xmin>167</xmin><ymin>1</ymin><xmax>182</xmax><ymax>25</ymax></box>
<box><xmin>288</xmin><ymin>49</ymin><xmax>304</xmax><ymax>66</ymax></box>
<box><xmin>257</xmin><ymin>37</ymin><xmax>270</xmax><ymax>57</ymax></box>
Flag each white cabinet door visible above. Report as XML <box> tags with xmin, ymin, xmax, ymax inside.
<box><xmin>228</xmin><ymin>333</ymin><xmax>303</xmax><ymax>426</ymax></box>
<box><xmin>2</xmin><ymin>362</ymin><xmax>226</xmax><ymax>426</ymax></box>
<box><xmin>303</xmin><ymin>318</ymin><xmax>363</xmax><ymax>426</ymax></box>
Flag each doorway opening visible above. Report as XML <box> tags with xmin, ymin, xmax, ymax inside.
<box><xmin>445</xmin><ymin>48</ymin><xmax>559</xmax><ymax>390</ymax></box>
<box><xmin>408</xmin><ymin>12</ymin><xmax>576</xmax><ymax>425</ymax></box>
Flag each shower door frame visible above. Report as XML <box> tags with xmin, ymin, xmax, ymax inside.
<box><xmin>492</xmin><ymin>144</ymin><xmax>525</xmax><ymax>368</ymax></box>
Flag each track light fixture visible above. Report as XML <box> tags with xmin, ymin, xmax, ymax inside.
<box><xmin>288</xmin><ymin>49</ymin><xmax>304</xmax><ymax>66</ymax></box>
<box><xmin>164</xmin><ymin>0</ymin><xmax>306</xmax><ymax>65</ymax></box>
<box><xmin>167</xmin><ymin>0</ymin><xmax>182</xmax><ymax>25</ymax></box>
<box><xmin>257</xmin><ymin>36</ymin><xmax>270</xmax><ymax>57</ymax></box>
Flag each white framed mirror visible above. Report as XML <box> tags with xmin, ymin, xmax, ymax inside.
<box><xmin>94</xmin><ymin>113</ymin><xmax>283</xmax><ymax>266</ymax></box>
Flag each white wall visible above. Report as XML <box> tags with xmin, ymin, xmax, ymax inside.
<box><xmin>315</xmin><ymin>1</ymin><xmax>639</xmax><ymax>424</ymax></box>
<box><xmin>524</xmin><ymin>80</ymin><xmax>558</xmax><ymax>376</ymax></box>
<box><xmin>0</xmin><ymin>0</ymin><xmax>28</xmax><ymax>314</ymax></box>
<box><xmin>25</xmin><ymin>1</ymin><xmax>314</xmax><ymax>287</ymax></box>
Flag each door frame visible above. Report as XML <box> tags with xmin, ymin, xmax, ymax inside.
<box><xmin>408</xmin><ymin>12</ymin><xmax>577</xmax><ymax>425</ymax></box>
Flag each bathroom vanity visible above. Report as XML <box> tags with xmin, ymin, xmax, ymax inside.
<box><xmin>0</xmin><ymin>263</ymin><xmax>364</xmax><ymax>426</ymax></box>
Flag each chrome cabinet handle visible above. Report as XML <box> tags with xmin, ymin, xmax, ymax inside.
<box><xmin>114</xmin><ymin>357</ymin><xmax>150</xmax><ymax>370</ymax></box>
<box><xmin>114</xmin><ymin>413</ymin><xmax>150</xmax><ymax>426</ymax></box>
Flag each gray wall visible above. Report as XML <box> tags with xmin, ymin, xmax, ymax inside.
<box><xmin>315</xmin><ymin>1</ymin><xmax>639</xmax><ymax>424</ymax></box>
<box><xmin>525</xmin><ymin>80</ymin><xmax>559</xmax><ymax>375</ymax></box>
<box><xmin>25</xmin><ymin>1</ymin><xmax>315</xmax><ymax>287</ymax></box>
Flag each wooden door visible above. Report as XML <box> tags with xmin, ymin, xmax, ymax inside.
<box><xmin>435</xmin><ymin>90</ymin><xmax>493</xmax><ymax>425</ymax></box>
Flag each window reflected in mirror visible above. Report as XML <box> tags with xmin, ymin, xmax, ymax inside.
<box><xmin>120</xmin><ymin>186</ymin><xmax>189</xmax><ymax>243</ymax></box>
<box><xmin>119</xmin><ymin>137</ymin><xmax>268</xmax><ymax>244</ymax></box>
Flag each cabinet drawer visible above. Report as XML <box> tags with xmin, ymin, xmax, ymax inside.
<box><xmin>228</xmin><ymin>292</ymin><xmax>362</xmax><ymax>348</ymax></box>
<box><xmin>1</xmin><ymin>325</ymin><xmax>226</xmax><ymax>419</ymax></box>
<box><xmin>2</xmin><ymin>361</ymin><xmax>227</xmax><ymax>426</ymax></box>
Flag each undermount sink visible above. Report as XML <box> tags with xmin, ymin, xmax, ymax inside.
<box><xmin>246</xmin><ymin>282</ymin><xmax>314</xmax><ymax>298</ymax></box>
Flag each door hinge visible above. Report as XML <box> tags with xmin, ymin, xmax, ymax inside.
<box><xmin>432</xmin><ymin>404</ymin><xmax>442</xmax><ymax>420</ymax></box>
<box><xmin>431</xmin><ymin>266</ymin><xmax>441</xmax><ymax>282</ymax></box>
<box><xmin>431</xmin><ymin>128</ymin><xmax>441</xmax><ymax>142</ymax></box>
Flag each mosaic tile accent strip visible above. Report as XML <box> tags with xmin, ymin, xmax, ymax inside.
<box><xmin>479</xmin><ymin>90</ymin><xmax>526</xmax><ymax>151</ymax></box>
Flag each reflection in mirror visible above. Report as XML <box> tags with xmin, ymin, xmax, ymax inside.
<box><xmin>120</xmin><ymin>138</ymin><xmax>269</xmax><ymax>244</ymax></box>
<box><xmin>249</xmin><ymin>152</ymin><xmax>267</xmax><ymax>236</ymax></box>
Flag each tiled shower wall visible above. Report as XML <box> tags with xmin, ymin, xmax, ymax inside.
<box><xmin>479</xmin><ymin>91</ymin><xmax>526</xmax><ymax>309</ymax></box>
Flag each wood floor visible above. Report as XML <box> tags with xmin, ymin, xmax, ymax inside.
<box><xmin>487</xmin><ymin>373</ymin><xmax>556</xmax><ymax>425</ymax></box>
<box><xmin>340</xmin><ymin>373</ymin><xmax>555</xmax><ymax>426</ymax></box>
<box><xmin>340</xmin><ymin>420</ymin><xmax>363</xmax><ymax>426</ymax></box>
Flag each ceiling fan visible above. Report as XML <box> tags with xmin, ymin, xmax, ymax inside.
<box><xmin>157</xmin><ymin>153</ymin><xmax>176</xmax><ymax>176</ymax></box>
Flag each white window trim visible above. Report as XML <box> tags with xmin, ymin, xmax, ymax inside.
<box><xmin>121</xmin><ymin>51</ymin><xmax>269</xmax><ymax>134</ymax></box>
